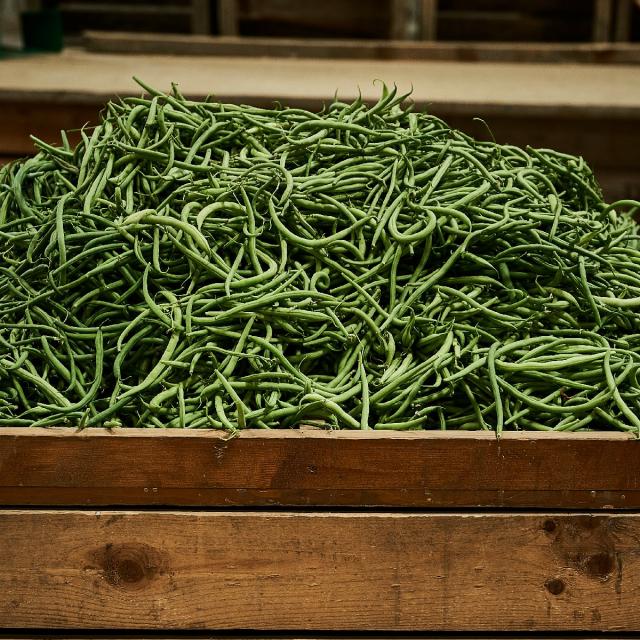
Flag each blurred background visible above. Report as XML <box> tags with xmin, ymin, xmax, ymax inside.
<box><xmin>1</xmin><ymin>0</ymin><xmax>639</xmax><ymax>199</ymax></box>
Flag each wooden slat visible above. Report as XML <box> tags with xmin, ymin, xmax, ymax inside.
<box><xmin>420</xmin><ymin>0</ymin><xmax>438</xmax><ymax>40</ymax></box>
<box><xmin>217</xmin><ymin>0</ymin><xmax>239</xmax><ymax>36</ymax></box>
<box><xmin>83</xmin><ymin>31</ymin><xmax>640</xmax><ymax>64</ymax></box>
<box><xmin>614</xmin><ymin>0</ymin><xmax>634</xmax><ymax>42</ymax></box>
<box><xmin>3</xmin><ymin>49</ymin><xmax>640</xmax><ymax>120</ymax></box>
<box><xmin>0</xmin><ymin>636</ymin><xmax>630</xmax><ymax>640</ymax></box>
<box><xmin>593</xmin><ymin>0</ymin><xmax>614</xmax><ymax>41</ymax></box>
<box><xmin>60</xmin><ymin>2</ymin><xmax>192</xmax><ymax>16</ymax></box>
<box><xmin>1</xmin><ymin>510</ymin><xmax>639</xmax><ymax>630</ymax></box>
<box><xmin>191</xmin><ymin>0</ymin><xmax>211</xmax><ymax>35</ymax></box>
<box><xmin>0</xmin><ymin>101</ymin><xmax>95</xmax><ymax>156</ymax></box>
<box><xmin>390</xmin><ymin>0</ymin><xmax>412</xmax><ymax>40</ymax></box>
<box><xmin>1</xmin><ymin>429</ymin><xmax>640</xmax><ymax>508</ymax></box>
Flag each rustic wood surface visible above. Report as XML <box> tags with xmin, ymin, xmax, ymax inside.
<box><xmin>82</xmin><ymin>31</ymin><xmax>640</xmax><ymax>64</ymax></box>
<box><xmin>1</xmin><ymin>428</ymin><xmax>639</xmax><ymax>508</ymax></box>
<box><xmin>2</xmin><ymin>49</ymin><xmax>640</xmax><ymax>119</ymax></box>
<box><xmin>0</xmin><ymin>510</ymin><xmax>638</xmax><ymax>630</ymax></box>
<box><xmin>0</xmin><ymin>101</ymin><xmax>89</xmax><ymax>156</ymax></box>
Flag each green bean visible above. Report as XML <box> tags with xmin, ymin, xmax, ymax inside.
<box><xmin>0</xmin><ymin>80</ymin><xmax>638</xmax><ymax>431</ymax></box>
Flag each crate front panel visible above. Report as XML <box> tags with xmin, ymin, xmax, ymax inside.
<box><xmin>0</xmin><ymin>510</ymin><xmax>635</xmax><ymax>630</ymax></box>
<box><xmin>1</xmin><ymin>429</ymin><xmax>639</xmax><ymax>508</ymax></box>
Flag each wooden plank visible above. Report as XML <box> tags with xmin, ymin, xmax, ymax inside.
<box><xmin>596</xmin><ymin>168</ymin><xmax>640</xmax><ymax>201</ymax></box>
<box><xmin>390</xmin><ymin>0</ymin><xmax>411</xmax><ymax>40</ymax></box>
<box><xmin>442</xmin><ymin>113</ymin><xmax>640</xmax><ymax>171</ymax></box>
<box><xmin>191</xmin><ymin>0</ymin><xmax>211</xmax><ymax>35</ymax></box>
<box><xmin>593</xmin><ymin>0</ymin><xmax>614</xmax><ymax>41</ymax></box>
<box><xmin>614</xmin><ymin>0</ymin><xmax>634</xmax><ymax>42</ymax></box>
<box><xmin>420</xmin><ymin>0</ymin><xmax>438</xmax><ymax>40</ymax></box>
<box><xmin>83</xmin><ymin>31</ymin><xmax>640</xmax><ymax>64</ymax></box>
<box><xmin>3</xmin><ymin>50</ymin><xmax>640</xmax><ymax>120</ymax></box>
<box><xmin>238</xmin><ymin>0</ymin><xmax>391</xmax><ymax>39</ymax></box>
<box><xmin>60</xmin><ymin>2</ymin><xmax>192</xmax><ymax>16</ymax></box>
<box><xmin>0</xmin><ymin>637</ymin><xmax>627</xmax><ymax>640</ymax></box>
<box><xmin>435</xmin><ymin>10</ymin><xmax>588</xmax><ymax>42</ymax></box>
<box><xmin>1</xmin><ymin>510</ymin><xmax>639</xmax><ymax>630</ymax></box>
<box><xmin>217</xmin><ymin>0</ymin><xmax>239</xmax><ymax>36</ymax></box>
<box><xmin>0</xmin><ymin>101</ymin><xmax>96</xmax><ymax>156</ymax></box>
<box><xmin>1</xmin><ymin>429</ymin><xmax>640</xmax><ymax>508</ymax></box>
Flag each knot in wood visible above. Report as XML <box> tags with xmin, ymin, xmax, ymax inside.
<box><xmin>96</xmin><ymin>542</ymin><xmax>165</xmax><ymax>590</ymax></box>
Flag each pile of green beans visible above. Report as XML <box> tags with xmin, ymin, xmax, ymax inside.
<box><xmin>1</xmin><ymin>79</ymin><xmax>639</xmax><ymax>432</ymax></box>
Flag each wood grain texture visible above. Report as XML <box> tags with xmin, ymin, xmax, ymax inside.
<box><xmin>237</xmin><ymin>0</ymin><xmax>392</xmax><ymax>39</ymax></box>
<box><xmin>1</xmin><ymin>510</ymin><xmax>639</xmax><ymax>630</ymax></box>
<box><xmin>1</xmin><ymin>429</ymin><xmax>640</xmax><ymax>508</ymax></box>
<box><xmin>2</xmin><ymin>49</ymin><xmax>640</xmax><ymax>120</ymax></box>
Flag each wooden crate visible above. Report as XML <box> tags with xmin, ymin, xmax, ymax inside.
<box><xmin>1</xmin><ymin>427</ymin><xmax>640</xmax><ymax>631</ymax></box>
